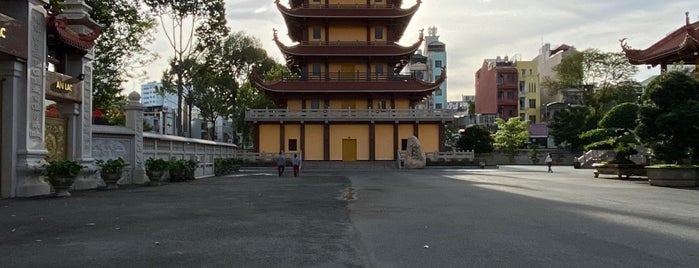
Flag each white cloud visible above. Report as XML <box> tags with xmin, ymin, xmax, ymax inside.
<box><xmin>136</xmin><ymin>0</ymin><xmax>699</xmax><ymax>101</ymax></box>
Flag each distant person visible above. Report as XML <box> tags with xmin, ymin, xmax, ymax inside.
<box><xmin>545</xmin><ymin>153</ymin><xmax>553</xmax><ymax>173</ymax></box>
<box><xmin>277</xmin><ymin>151</ymin><xmax>285</xmax><ymax>176</ymax></box>
<box><xmin>292</xmin><ymin>154</ymin><xmax>301</xmax><ymax>177</ymax></box>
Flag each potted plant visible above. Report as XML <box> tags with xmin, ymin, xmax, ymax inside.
<box><xmin>168</xmin><ymin>159</ymin><xmax>188</xmax><ymax>182</ymax></box>
<box><xmin>184</xmin><ymin>159</ymin><xmax>199</xmax><ymax>180</ymax></box>
<box><xmin>96</xmin><ymin>157</ymin><xmax>128</xmax><ymax>189</ymax></box>
<box><xmin>44</xmin><ymin>159</ymin><xmax>83</xmax><ymax>197</ymax></box>
<box><xmin>145</xmin><ymin>157</ymin><xmax>169</xmax><ymax>186</ymax></box>
<box><xmin>636</xmin><ymin>71</ymin><xmax>699</xmax><ymax>187</ymax></box>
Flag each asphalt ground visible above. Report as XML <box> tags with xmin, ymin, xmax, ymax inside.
<box><xmin>1</xmin><ymin>166</ymin><xmax>698</xmax><ymax>268</ymax></box>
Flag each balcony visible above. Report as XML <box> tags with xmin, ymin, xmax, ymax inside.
<box><xmin>245</xmin><ymin>108</ymin><xmax>455</xmax><ymax>123</ymax></box>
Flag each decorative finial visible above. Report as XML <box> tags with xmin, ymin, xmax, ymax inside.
<box><xmin>418</xmin><ymin>28</ymin><xmax>424</xmax><ymax>41</ymax></box>
<box><xmin>686</xmin><ymin>11</ymin><xmax>690</xmax><ymax>26</ymax></box>
<box><xmin>619</xmin><ymin>38</ymin><xmax>630</xmax><ymax>51</ymax></box>
<box><xmin>273</xmin><ymin>28</ymin><xmax>278</xmax><ymax>40</ymax></box>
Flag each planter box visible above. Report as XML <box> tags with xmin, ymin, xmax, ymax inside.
<box><xmin>593</xmin><ymin>163</ymin><xmax>646</xmax><ymax>179</ymax></box>
<box><xmin>645</xmin><ymin>166</ymin><xmax>699</xmax><ymax>187</ymax></box>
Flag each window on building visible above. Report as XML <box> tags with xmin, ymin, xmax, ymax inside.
<box><xmin>507</xmin><ymin>74</ymin><xmax>516</xmax><ymax>83</ymax></box>
<box><xmin>375</xmin><ymin>27</ymin><xmax>383</xmax><ymax>40</ymax></box>
<box><xmin>435</xmin><ymin>103</ymin><xmax>443</xmax><ymax>109</ymax></box>
<box><xmin>311</xmin><ymin>99</ymin><xmax>320</xmax><ymax>110</ymax></box>
<box><xmin>312</xmin><ymin>63</ymin><xmax>321</xmax><ymax>76</ymax></box>
<box><xmin>520</xmin><ymin>113</ymin><xmax>526</xmax><ymax>121</ymax></box>
<box><xmin>509</xmin><ymin>109</ymin><xmax>516</xmax><ymax>116</ymax></box>
<box><xmin>377</xmin><ymin>100</ymin><xmax>387</xmax><ymax>109</ymax></box>
<box><xmin>519</xmin><ymin>97</ymin><xmax>525</xmax><ymax>110</ymax></box>
<box><xmin>519</xmin><ymin>81</ymin><xmax>525</xmax><ymax>92</ymax></box>
<box><xmin>375</xmin><ymin>64</ymin><xmax>384</xmax><ymax>75</ymax></box>
<box><xmin>529</xmin><ymin>99</ymin><xmax>536</xmax><ymax>109</ymax></box>
<box><xmin>497</xmin><ymin>91</ymin><xmax>504</xmax><ymax>100</ymax></box>
<box><xmin>435</xmin><ymin>89</ymin><xmax>442</xmax><ymax>96</ymax></box>
<box><xmin>521</xmin><ymin>69</ymin><xmax>526</xmax><ymax>77</ymax></box>
<box><xmin>312</xmin><ymin>27</ymin><xmax>321</xmax><ymax>39</ymax></box>
<box><xmin>288</xmin><ymin>139</ymin><xmax>297</xmax><ymax>151</ymax></box>
<box><xmin>401</xmin><ymin>139</ymin><xmax>408</xmax><ymax>151</ymax></box>
<box><xmin>528</xmin><ymin>115</ymin><xmax>536</xmax><ymax>123</ymax></box>
<box><xmin>507</xmin><ymin>91</ymin><xmax>515</xmax><ymax>99</ymax></box>
<box><xmin>435</xmin><ymin>60</ymin><xmax>442</xmax><ymax>68</ymax></box>
<box><xmin>375</xmin><ymin>0</ymin><xmax>383</xmax><ymax>3</ymax></box>
<box><xmin>497</xmin><ymin>74</ymin><xmax>503</xmax><ymax>84</ymax></box>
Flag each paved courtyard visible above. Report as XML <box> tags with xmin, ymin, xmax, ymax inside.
<box><xmin>1</xmin><ymin>166</ymin><xmax>697</xmax><ymax>267</ymax></box>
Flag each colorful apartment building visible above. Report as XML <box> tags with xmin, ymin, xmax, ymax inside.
<box><xmin>474</xmin><ymin>57</ymin><xmax>519</xmax><ymax>120</ymax></box>
<box><xmin>514</xmin><ymin>60</ymin><xmax>540</xmax><ymax>123</ymax></box>
<box><xmin>247</xmin><ymin>0</ymin><xmax>449</xmax><ymax>161</ymax></box>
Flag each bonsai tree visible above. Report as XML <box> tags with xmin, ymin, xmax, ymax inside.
<box><xmin>636</xmin><ymin>71</ymin><xmax>699</xmax><ymax>164</ymax></box>
<box><xmin>579</xmin><ymin>102</ymin><xmax>640</xmax><ymax>164</ymax></box>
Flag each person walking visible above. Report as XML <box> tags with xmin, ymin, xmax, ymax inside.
<box><xmin>545</xmin><ymin>153</ymin><xmax>553</xmax><ymax>173</ymax></box>
<box><xmin>292</xmin><ymin>154</ymin><xmax>301</xmax><ymax>177</ymax></box>
<box><xmin>276</xmin><ymin>151</ymin><xmax>285</xmax><ymax>176</ymax></box>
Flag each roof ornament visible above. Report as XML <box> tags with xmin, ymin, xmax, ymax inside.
<box><xmin>273</xmin><ymin>28</ymin><xmax>278</xmax><ymax>41</ymax></box>
<box><xmin>418</xmin><ymin>28</ymin><xmax>424</xmax><ymax>41</ymax></box>
<box><xmin>686</xmin><ymin>11</ymin><xmax>690</xmax><ymax>26</ymax></box>
<box><xmin>619</xmin><ymin>38</ymin><xmax>631</xmax><ymax>51</ymax></box>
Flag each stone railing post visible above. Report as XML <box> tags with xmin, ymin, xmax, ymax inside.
<box><xmin>124</xmin><ymin>91</ymin><xmax>146</xmax><ymax>184</ymax></box>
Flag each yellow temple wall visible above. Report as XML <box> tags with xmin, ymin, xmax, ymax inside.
<box><xmin>328</xmin><ymin>63</ymin><xmax>367</xmax><ymax>73</ymax></box>
<box><xmin>329</xmin><ymin>124</ymin><xmax>369</xmax><ymax>160</ymax></box>
<box><xmin>375</xmin><ymin>124</ymin><xmax>395</xmax><ymax>160</ymax></box>
<box><xmin>304</xmin><ymin>124</ymin><xmax>325</xmax><ymax>160</ymax></box>
<box><xmin>397</xmin><ymin>124</ymin><xmax>414</xmax><ymax>144</ymax></box>
<box><xmin>395</xmin><ymin>99</ymin><xmax>410</xmax><ymax>109</ymax></box>
<box><xmin>284</xmin><ymin>124</ymin><xmax>301</xmax><ymax>153</ymax></box>
<box><xmin>287</xmin><ymin>99</ymin><xmax>303</xmax><ymax>110</ymax></box>
<box><xmin>259</xmin><ymin>125</ymin><xmax>281</xmax><ymax>153</ymax></box>
<box><xmin>328</xmin><ymin>25</ymin><xmax>365</xmax><ymax>42</ymax></box>
<box><xmin>418</xmin><ymin>124</ymin><xmax>439</xmax><ymax>152</ymax></box>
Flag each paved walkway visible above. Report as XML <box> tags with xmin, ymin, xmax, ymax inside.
<box><xmin>1</xmin><ymin>166</ymin><xmax>697</xmax><ymax>267</ymax></box>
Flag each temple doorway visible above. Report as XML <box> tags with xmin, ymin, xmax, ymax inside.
<box><xmin>342</xmin><ymin>139</ymin><xmax>357</xmax><ymax>161</ymax></box>
<box><xmin>44</xmin><ymin>101</ymin><xmax>68</xmax><ymax>162</ymax></box>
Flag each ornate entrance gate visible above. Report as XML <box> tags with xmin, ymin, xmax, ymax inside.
<box><xmin>45</xmin><ymin>116</ymin><xmax>68</xmax><ymax>162</ymax></box>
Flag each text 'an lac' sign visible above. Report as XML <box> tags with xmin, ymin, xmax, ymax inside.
<box><xmin>46</xmin><ymin>71</ymin><xmax>83</xmax><ymax>103</ymax></box>
<box><xmin>0</xmin><ymin>12</ymin><xmax>27</xmax><ymax>59</ymax></box>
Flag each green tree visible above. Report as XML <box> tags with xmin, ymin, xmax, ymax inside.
<box><xmin>494</xmin><ymin>117</ymin><xmax>530</xmax><ymax>161</ymax></box>
<box><xmin>548</xmin><ymin>106</ymin><xmax>597</xmax><ymax>153</ymax></box>
<box><xmin>456</xmin><ymin>125</ymin><xmax>494</xmax><ymax>153</ymax></box>
<box><xmin>86</xmin><ymin>0</ymin><xmax>157</xmax><ymax>115</ymax></box>
<box><xmin>580</xmin><ymin>103</ymin><xmax>640</xmax><ymax>163</ymax></box>
<box><xmin>636</xmin><ymin>71</ymin><xmax>699</xmax><ymax>164</ymax></box>
<box><xmin>144</xmin><ymin>0</ymin><xmax>229</xmax><ymax>136</ymax></box>
<box><xmin>467</xmin><ymin>101</ymin><xmax>475</xmax><ymax>116</ymax></box>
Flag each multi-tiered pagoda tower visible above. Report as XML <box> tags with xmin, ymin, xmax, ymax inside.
<box><xmin>248</xmin><ymin>0</ymin><xmax>449</xmax><ymax>162</ymax></box>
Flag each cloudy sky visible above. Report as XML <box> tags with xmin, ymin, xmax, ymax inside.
<box><xmin>138</xmin><ymin>0</ymin><xmax>699</xmax><ymax>101</ymax></box>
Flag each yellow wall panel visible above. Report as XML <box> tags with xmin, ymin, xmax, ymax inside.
<box><xmin>395</xmin><ymin>99</ymin><xmax>410</xmax><ymax>109</ymax></box>
<box><xmin>259</xmin><ymin>125</ymin><xmax>280</xmax><ymax>153</ymax></box>
<box><xmin>329</xmin><ymin>26</ymin><xmax>365</xmax><ymax>42</ymax></box>
<box><xmin>375</xmin><ymin>124</ymin><xmax>395</xmax><ymax>160</ymax></box>
<box><xmin>287</xmin><ymin>99</ymin><xmax>302</xmax><ymax>110</ymax></box>
<box><xmin>304</xmin><ymin>124</ymin><xmax>324</xmax><ymax>160</ymax></box>
<box><xmin>284</xmin><ymin>124</ymin><xmax>301</xmax><ymax>153</ymax></box>
<box><xmin>398</xmin><ymin>124</ymin><xmax>414</xmax><ymax>149</ymax></box>
<box><xmin>418</xmin><ymin>124</ymin><xmax>440</xmax><ymax>152</ymax></box>
<box><xmin>329</xmin><ymin>125</ymin><xmax>369</xmax><ymax>161</ymax></box>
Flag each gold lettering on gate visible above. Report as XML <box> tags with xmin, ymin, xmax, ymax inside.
<box><xmin>55</xmin><ymin>80</ymin><xmax>73</xmax><ymax>92</ymax></box>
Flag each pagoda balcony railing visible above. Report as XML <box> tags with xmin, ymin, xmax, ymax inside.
<box><xmin>273</xmin><ymin>72</ymin><xmax>418</xmax><ymax>83</ymax></box>
<box><xmin>300</xmin><ymin>40</ymin><xmax>395</xmax><ymax>46</ymax></box>
<box><xmin>245</xmin><ymin>108</ymin><xmax>455</xmax><ymax>122</ymax></box>
<box><xmin>301</xmin><ymin>3</ymin><xmax>397</xmax><ymax>9</ymax></box>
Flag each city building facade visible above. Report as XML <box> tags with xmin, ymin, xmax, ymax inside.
<box><xmin>141</xmin><ymin>81</ymin><xmax>177</xmax><ymax>135</ymax></box>
<box><xmin>423</xmin><ymin>26</ymin><xmax>447</xmax><ymax>109</ymax></box>
<box><xmin>248</xmin><ymin>0</ymin><xmax>449</xmax><ymax>161</ymax></box>
<box><xmin>474</xmin><ymin>56</ymin><xmax>519</xmax><ymax>120</ymax></box>
<box><xmin>514</xmin><ymin>60</ymin><xmax>541</xmax><ymax>123</ymax></box>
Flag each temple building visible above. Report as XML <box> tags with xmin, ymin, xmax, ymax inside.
<box><xmin>621</xmin><ymin>12</ymin><xmax>699</xmax><ymax>77</ymax></box>
<box><xmin>248</xmin><ymin>0</ymin><xmax>449</xmax><ymax>162</ymax></box>
<box><xmin>1</xmin><ymin>0</ymin><xmax>101</xmax><ymax>197</ymax></box>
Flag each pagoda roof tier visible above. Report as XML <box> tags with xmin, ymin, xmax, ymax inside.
<box><xmin>621</xmin><ymin>13</ymin><xmax>699</xmax><ymax>66</ymax></box>
<box><xmin>277</xmin><ymin>0</ymin><xmax>419</xmax><ymax>42</ymax></box>
<box><xmin>273</xmin><ymin>29</ymin><xmax>423</xmax><ymax>58</ymax></box>
<box><xmin>252</xmin><ymin>67</ymin><xmax>446</xmax><ymax>97</ymax></box>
